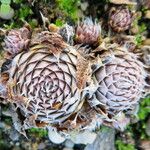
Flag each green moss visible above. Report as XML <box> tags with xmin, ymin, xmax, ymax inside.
<box><xmin>138</xmin><ymin>98</ymin><xmax>150</xmax><ymax>120</ymax></box>
<box><xmin>135</xmin><ymin>34</ymin><xmax>143</xmax><ymax>46</ymax></box>
<box><xmin>136</xmin><ymin>98</ymin><xmax>150</xmax><ymax>139</ymax></box>
<box><xmin>4</xmin><ymin>118</ymin><xmax>12</xmax><ymax>125</ymax></box>
<box><xmin>0</xmin><ymin>140</ymin><xmax>9</xmax><ymax>150</ymax></box>
<box><xmin>0</xmin><ymin>0</ymin><xmax>35</xmax><ymax>29</ymax></box>
<box><xmin>116</xmin><ymin>140</ymin><xmax>135</xmax><ymax>150</ymax></box>
<box><xmin>55</xmin><ymin>18</ymin><xmax>65</xmax><ymax>27</ymax></box>
<box><xmin>56</xmin><ymin>0</ymin><xmax>80</xmax><ymax>21</ymax></box>
<box><xmin>135</xmin><ymin>23</ymin><xmax>147</xmax><ymax>46</ymax></box>
<box><xmin>126</xmin><ymin>97</ymin><xmax>150</xmax><ymax>141</ymax></box>
<box><xmin>0</xmin><ymin>129</ymin><xmax>10</xmax><ymax>149</ymax></box>
<box><xmin>16</xmin><ymin>5</ymin><xmax>33</xmax><ymax>21</ymax></box>
<box><xmin>28</xmin><ymin>128</ymin><xmax>48</xmax><ymax>138</ymax></box>
<box><xmin>100</xmin><ymin>126</ymin><xmax>112</xmax><ymax>132</ymax></box>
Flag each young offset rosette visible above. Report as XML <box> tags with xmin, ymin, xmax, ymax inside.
<box><xmin>3</xmin><ymin>26</ymin><xmax>31</xmax><ymax>57</ymax></box>
<box><xmin>75</xmin><ymin>18</ymin><xmax>101</xmax><ymax>45</ymax></box>
<box><xmin>108</xmin><ymin>7</ymin><xmax>132</xmax><ymax>32</ymax></box>
<box><xmin>88</xmin><ymin>44</ymin><xmax>148</xmax><ymax>129</ymax></box>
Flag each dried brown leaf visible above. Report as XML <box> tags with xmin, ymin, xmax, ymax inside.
<box><xmin>76</xmin><ymin>53</ymin><xmax>90</xmax><ymax>89</ymax></box>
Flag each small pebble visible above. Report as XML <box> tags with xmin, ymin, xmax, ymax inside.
<box><xmin>145</xmin><ymin>117</ymin><xmax>150</xmax><ymax>136</ymax></box>
<box><xmin>80</xmin><ymin>2</ymin><xmax>89</xmax><ymax>11</ymax></box>
<box><xmin>38</xmin><ymin>142</ymin><xmax>46</xmax><ymax>150</ymax></box>
<box><xmin>145</xmin><ymin>10</ymin><xmax>150</xmax><ymax>19</ymax></box>
<box><xmin>63</xmin><ymin>148</ymin><xmax>73</xmax><ymax>150</ymax></box>
<box><xmin>16</xmin><ymin>142</ymin><xmax>20</xmax><ymax>146</ymax></box>
<box><xmin>0</xmin><ymin>4</ymin><xmax>14</xmax><ymax>20</ymax></box>
<box><xmin>65</xmin><ymin>140</ymin><xmax>74</xmax><ymax>148</ymax></box>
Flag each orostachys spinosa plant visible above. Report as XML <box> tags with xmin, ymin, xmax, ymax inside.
<box><xmin>108</xmin><ymin>7</ymin><xmax>133</xmax><ymax>32</ymax></box>
<box><xmin>0</xmin><ymin>17</ymin><xmax>150</xmax><ymax>144</ymax></box>
<box><xmin>87</xmin><ymin>43</ymin><xmax>149</xmax><ymax>130</ymax></box>
<box><xmin>75</xmin><ymin>17</ymin><xmax>101</xmax><ymax>46</ymax></box>
<box><xmin>3</xmin><ymin>25</ymin><xmax>31</xmax><ymax>58</ymax></box>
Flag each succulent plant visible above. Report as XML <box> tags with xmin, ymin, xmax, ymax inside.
<box><xmin>75</xmin><ymin>18</ymin><xmax>101</xmax><ymax>45</ymax></box>
<box><xmin>87</xmin><ymin>44</ymin><xmax>148</xmax><ymax>129</ymax></box>
<box><xmin>3</xmin><ymin>31</ymin><xmax>89</xmax><ymax>129</ymax></box>
<box><xmin>3</xmin><ymin>26</ymin><xmax>31</xmax><ymax>57</ymax></box>
<box><xmin>108</xmin><ymin>7</ymin><xmax>132</xmax><ymax>32</ymax></box>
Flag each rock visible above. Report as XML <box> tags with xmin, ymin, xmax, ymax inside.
<box><xmin>65</xmin><ymin>140</ymin><xmax>74</xmax><ymax>148</ymax></box>
<box><xmin>48</xmin><ymin>128</ymin><xmax>65</xmax><ymax>144</ymax></box>
<box><xmin>70</xmin><ymin>131</ymin><xmax>97</xmax><ymax>145</ymax></box>
<box><xmin>59</xmin><ymin>24</ymin><xmax>75</xmax><ymax>45</ymax></box>
<box><xmin>0</xmin><ymin>4</ymin><xmax>14</xmax><ymax>20</ymax></box>
<box><xmin>145</xmin><ymin>117</ymin><xmax>150</xmax><ymax>136</ymax></box>
<box><xmin>85</xmin><ymin>127</ymin><xmax>115</xmax><ymax>150</ymax></box>
<box><xmin>140</xmin><ymin>140</ymin><xmax>150</xmax><ymax>150</ymax></box>
<box><xmin>141</xmin><ymin>0</ymin><xmax>150</xmax><ymax>9</ymax></box>
<box><xmin>109</xmin><ymin>0</ymin><xmax>137</xmax><ymax>5</ymax></box>
<box><xmin>80</xmin><ymin>2</ymin><xmax>89</xmax><ymax>11</ymax></box>
<box><xmin>63</xmin><ymin>148</ymin><xmax>73</xmax><ymax>150</ymax></box>
<box><xmin>38</xmin><ymin>142</ymin><xmax>46</xmax><ymax>150</ymax></box>
<box><xmin>0</xmin><ymin>105</ymin><xmax>1</xmax><ymax>117</ymax></box>
<box><xmin>143</xmin><ymin>39</ymin><xmax>150</xmax><ymax>45</ymax></box>
<box><xmin>0</xmin><ymin>122</ymin><xmax>5</xmax><ymax>128</ymax></box>
<box><xmin>12</xmin><ymin>146</ymin><xmax>21</xmax><ymax>150</ymax></box>
<box><xmin>142</xmin><ymin>46</ymin><xmax>150</xmax><ymax>65</ymax></box>
<box><xmin>9</xmin><ymin>128</ymin><xmax>20</xmax><ymax>141</ymax></box>
<box><xmin>130</xmin><ymin>24</ymin><xmax>139</xmax><ymax>34</ymax></box>
<box><xmin>145</xmin><ymin>10</ymin><xmax>150</xmax><ymax>19</ymax></box>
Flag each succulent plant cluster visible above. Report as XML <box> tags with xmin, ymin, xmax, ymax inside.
<box><xmin>0</xmin><ymin>6</ymin><xmax>150</xmax><ymax>144</ymax></box>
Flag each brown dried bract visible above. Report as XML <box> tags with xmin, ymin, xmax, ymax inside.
<box><xmin>76</xmin><ymin>53</ymin><xmax>90</xmax><ymax>90</ymax></box>
<box><xmin>30</xmin><ymin>31</ymin><xmax>67</xmax><ymax>55</ymax></box>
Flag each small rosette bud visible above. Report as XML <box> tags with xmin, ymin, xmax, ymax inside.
<box><xmin>3</xmin><ymin>27</ymin><xmax>31</xmax><ymax>57</ymax></box>
<box><xmin>75</xmin><ymin>18</ymin><xmax>101</xmax><ymax>45</ymax></box>
<box><xmin>109</xmin><ymin>8</ymin><xmax>132</xmax><ymax>32</ymax></box>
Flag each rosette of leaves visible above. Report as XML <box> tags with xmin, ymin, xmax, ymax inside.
<box><xmin>0</xmin><ymin>27</ymin><xmax>93</xmax><ymax>142</ymax></box>
<box><xmin>108</xmin><ymin>7</ymin><xmax>133</xmax><ymax>32</ymax></box>
<box><xmin>87</xmin><ymin>43</ymin><xmax>149</xmax><ymax>130</ymax></box>
<box><xmin>75</xmin><ymin>18</ymin><xmax>101</xmax><ymax>46</ymax></box>
<box><xmin>3</xmin><ymin>26</ymin><xmax>31</xmax><ymax>58</ymax></box>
